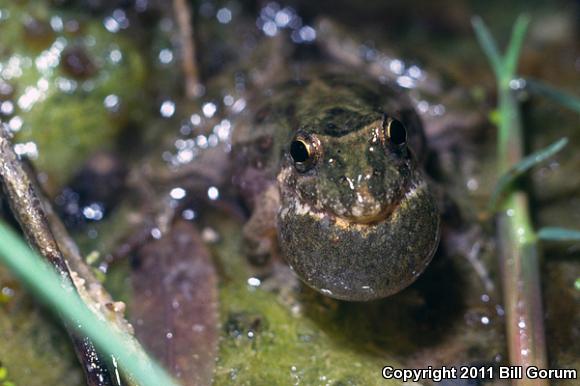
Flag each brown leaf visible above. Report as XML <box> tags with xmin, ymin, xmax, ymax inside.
<box><xmin>131</xmin><ymin>220</ymin><xmax>219</xmax><ymax>386</ymax></box>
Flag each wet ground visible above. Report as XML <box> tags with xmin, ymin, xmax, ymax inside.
<box><xmin>0</xmin><ymin>0</ymin><xmax>578</xmax><ymax>385</ymax></box>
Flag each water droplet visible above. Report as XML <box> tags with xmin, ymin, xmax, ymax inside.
<box><xmin>231</xmin><ymin>98</ymin><xmax>246</xmax><ymax>113</ymax></box>
<box><xmin>50</xmin><ymin>16</ymin><xmax>64</xmax><ymax>32</ymax></box>
<box><xmin>207</xmin><ymin>134</ymin><xmax>219</xmax><ymax>147</ymax></box>
<box><xmin>151</xmin><ymin>228</ymin><xmax>162</xmax><ymax>239</ymax></box>
<box><xmin>520</xmin><ymin>348</ymin><xmax>528</xmax><ymax>357</ymax></box>
<box><xmin>182</xmin><ymin>209</ymin><xmax>196</xmax><ymax>220</ymax></box>
<box><xmin>214</xmin><ymin>119</ymin><xmax>232</xmax><ymax>141</ymax></box>
<box><xmin>467</xmin><ymin>178</ymin><xmax>479</xmax><ymax>191</ymax></box>
<box><xmin>190</xmin><ymin>113</ymin><xmax>201</xmax><ymax>125</ymax></box>
<box><xmin>104</xmin><ymin>94</ymin><xmax>120</xmax><ymax>112</ymax></box>
<box><xmin>298</xmin><ymin>25</ymin><xmax>316</xmax><ymax>42</ymax></box>
<box><xmin>8</xmin><ymin>116</ymin><xmax>23</xmax><ymax>132</ymax></box>
<box><xmin>158</xmin><ymin>48</ymin><xmax>173</xmax><ymax>64</ymax></box>
<box><xmin>202</xmin><ymin>102</ymin><xmax>217</xmax><ymax>118</ymax></box>
<box><xmin>82</xmin><ymin>203</ymin><xmax>104</xmax><ymax>221</ymax></box>
<box><xmin>170</xmin><ymin>187</ymin><xmax>186</xmax><ymax>200</ymax></box>
<box><xmin>417</xmin><ymin>100</ymin><xmax>429</xmax><ymax>113</ymax></box>
<box><xmin>0</xmin><ymin>100</ymin><xmax>14</xmax><ymax>115</ymax></box>
<box><xmin>509</xmin><ymin>78</ymin><xmax>526</xmax><ymax>90</ymax></box>
<box><xmin>160</xmin><ymin>100</ymin><xmax>175</xmax><ymax>118</ymax></box>
<box><xmin>57</xmin><ymin>77</ymin><xmax>77</xmax><ymax>93</ymax></box>
<box><xmin>207</xmin><ymin>186</ymin><xmax>219</xmax><ymax>200</ymax></box>
<box><xmin>109</xmin><ymin>49</ymin><xmax>123</xmax><ymax>63</ymax></box>
<box><xmin>18</xmin><ymin>86</ymin><xmax>43</xmax><ymax>111</ymax></box>
<box><xmin>389</xmin><ymin>59</ymin><xmax>404</xmax><ymax>75</ymax></box>
<box><xmin>396</xmin><ymin>75</ymin><xmax>415</xmax><ymax>88</ymax></box>
<box><xmin>103</xmin><ymin>17</ymin><xmax>120</xmax><ymax>33</ymax></box>
<box><xmin>216</xmin><ymin>8</ymin><xmax>232</xmax><ymax>24</ymax></box>
<box><xmin>223</xmin><ymin>95</ymin><xmax>234</xmax><ymax>106</ymax></box>
<box><xmin>262</xmin><ymin>21</ymin><xmax>278</xmax><ymax>36</ymax></box>
<box><xmin>1</xmin><ymin>286</ymin><xmax>15</xmax><ymax>298</ymax></box>
<box><xmin>408</xmin><ymin>65</ymin><xmax>423</xmax><ymax>79</ymax></box>
<box><xmin>495</xmin><ymin>304</ymin><xmax>505</xmax><ymax>316</ymax></box>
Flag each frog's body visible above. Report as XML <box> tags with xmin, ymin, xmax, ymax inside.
<box><xmin>232</xmin><ymin>71</ymin><xmax>440</xmax><ymax>301</ymax></box>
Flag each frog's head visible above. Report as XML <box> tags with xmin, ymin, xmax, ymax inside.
<box><xmin>277</xmin><ymin>111</ymin><xmax>440</xmax><ymax>301</ymax></box>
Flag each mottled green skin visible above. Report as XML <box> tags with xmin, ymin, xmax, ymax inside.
<box><xmin>234</xmin><ymin>73</ymin><xmax>440</xmax><ymax>301</ymax></box>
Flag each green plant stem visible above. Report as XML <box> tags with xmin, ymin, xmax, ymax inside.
<box><xmin>0</xmin><ymin>222</ymin><xmax>178</xmax><ymax>386</ymax></box>
<box><xmin>497</xmin><ymin>89</ymin><xmax>548</xmax><ymax>384</ymax></box>
<box><xmin>473</xmin><ymin>15</ymin><xmax>548</xmax><ymax>385</ymax></box>
<box><xmin>497</xmin><ymin>194</ymin><xmax>548</xmax><ymax>385</ymax></box>
<box><xmin>496</xmin><ymin>52</ymin><xmax>548</xmax><ymax>386</ymax></box>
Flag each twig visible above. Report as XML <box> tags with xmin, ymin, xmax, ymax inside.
<box><xmin>173</xmin><ymin>0</ymin><xmax>201</xmax><ymax>99</ymax></box>
<box><xmin>23</xmin><ymin>160</ymin><xmax>136</xmax><ymax>336</ymax></box>
<box><xmin>472</xmin><ymin>16</ymin><xmax>549</xmax><ymax>385</ymax></box>
<box><xmin>0</xmin><ymin>129</ymin><xmax>115</xmax><ymax>386</ymax></box>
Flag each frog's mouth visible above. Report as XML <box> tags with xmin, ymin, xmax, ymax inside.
<box><xmin>286</xmin><ymin>184</ymin><xmax>421</xmax><ymax>229</ymax></box>
<box><xmin>277</xmin><ymin>166</ymin><xmax>423</xmax><ymax>228</ymax></box>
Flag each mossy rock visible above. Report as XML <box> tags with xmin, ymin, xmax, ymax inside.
<box><xmin>0</xmin><ymin>0</ymin><xmax>146</xmax><ymax>188</ymax></box>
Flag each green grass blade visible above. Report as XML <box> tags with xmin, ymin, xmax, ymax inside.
<box><xmin>0</xmin><ymin>222</ymin><xmax>179</xmax><ymax>386</ymax></box>
<box><xmin>504</xmin><ymin>15</ymin><xmax>530</xmax><ymax>79</ymax></box>
<box><xmin>537</xmin><ymin>227</ymin><xmax>580</xmax><ymax>241</ymax></box>
<box><xmin>526</xmin><ymin>78</ymin><xmax>580</xmax><ymax>114</ymax></box>
<box><xmin>489</xmin><ymin>137</ymin><xmax>568</xmax><ymax>210</ymax></box>
<box><xmin>471</xmin><ymin>16</ymin><xmax>504</xmax><ymax>78</ymax></box>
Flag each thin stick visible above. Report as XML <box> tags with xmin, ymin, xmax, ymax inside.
<box><xmin>173</xmin><ymin>0</ymin><xmax>200</xmax><ymax>99</ymax></box>
<box><xmin>0</xmin><ymin>129</ymin><xmax>114</xmax><ymax>386</ymax></box>
<box><xmin>23</xmin><ymin>160</ymin><xmax>135</xmax><ymax>335</ymax></box>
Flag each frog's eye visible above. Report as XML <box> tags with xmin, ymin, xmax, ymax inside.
<box><xmin>289</xmin><ymin>133</ymin><xmax>320</xmax><ymax>172</ymax></box>
<box><xmin>384</xmin><ymin>118</ymin><xmax>407</xmax><ymax>147</ymax></box>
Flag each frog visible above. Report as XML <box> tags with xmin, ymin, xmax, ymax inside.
<box><xmin>231</xmin><ymin>69</ymin><xmax>440</xmax><ymax>301</ymax></box>
<box><xmin>126</xmin><ymin>11</ymin><xmax>478</xmax><ymax>303</ymax></box>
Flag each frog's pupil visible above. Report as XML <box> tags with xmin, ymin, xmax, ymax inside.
<box><xmin>290</xmin><ymin>140</ymin><xmax>310</xmax><ymax>163</ymax></box>
<box><xmin>388</xmin><ymin>120</ymin><xmax>407</xmax><ymax>146</ymax></box>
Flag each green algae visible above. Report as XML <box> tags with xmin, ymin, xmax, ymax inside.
<box><xmin>0</xmin><ymin>0</ymin><xmax>146</xmax><ymax>188</ymax></box>
<box><xmin>211</xmin><ymin>216</ymin><xmax>407</xmax><ymax>386</ymax></box>
<box><xmin>0</xmin><ymin>268</ymin><xmax>82</xmax><ymax>386</ymax></box>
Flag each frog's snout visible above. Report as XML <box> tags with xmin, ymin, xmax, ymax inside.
<box><xmin>345</xmin><ymin>182</ymin><xmax>389</xmax><ymax>222</ymax></box>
